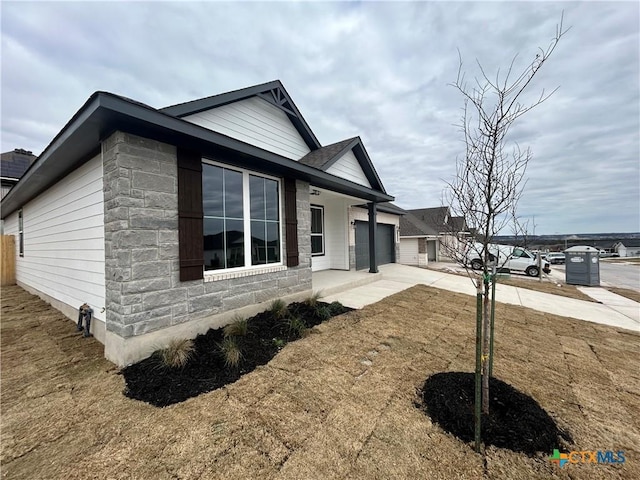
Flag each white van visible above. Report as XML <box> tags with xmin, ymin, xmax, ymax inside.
<box><xmin>464</xmin><ymin>242</ymin><xmax>551</xmax><ymax>277</ymax></box>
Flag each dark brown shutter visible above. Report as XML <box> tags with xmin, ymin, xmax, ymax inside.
<box><xmin>284</xmin><ymin>178</ymin><xmax>299</xmax><ymax>267</ymax></box>
<box><xmin>177</xmin><ymin>148</ymin><xmax>204</xmax><ymax>281</ymax></box>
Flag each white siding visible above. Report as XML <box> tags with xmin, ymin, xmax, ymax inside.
<box><xmin>326</xmin><ymin>150</ymin><xmax>371</xmax><ymax>188</ymax></box>
<box><xmin>6</xmin><ymin>155</ymin><xmax>105</xmax><ymax>320</ymax></box>
<box><xmin>184</xmin><ymin>97</ymin><xmax>311</xmax><ymax>160</ymax></box>
<box><xmin>400</xmin><ymin>238</ymin><xmax>419</xmax><ymax>265</ymax></box>
<box><xmin>4</xmin><ymin>212</ymin><xmax>18</xmax><ymax>237</ymax></box>
<box><xmin>1</xmin><ymin>185</ymin><xmax>13</xmax><ymax>199</ymax></box>
<box><xmin>311</xmin><ymin>197</ymin><xmax>349</xmax><ymax>272</ymax></box>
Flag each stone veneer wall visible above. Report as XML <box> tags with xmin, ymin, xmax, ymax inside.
<box><xmin>418</xmin><ymin>238</ymin><xmax>427</xmax><ymax>254</ymax></box>
<box><xmin>102</xmin><ymin>131</ymin><xmax>312</xmax><ymax>363</ymax></box>
<box><xmin>348</xmin><ymin>245</ymin><xmax>356</xmax><ymax>271</ymax></box>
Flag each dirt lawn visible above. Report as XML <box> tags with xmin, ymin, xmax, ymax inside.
<box><xmin>2</xmin><ymin>284</ymin><xmax>639</xmax><ymax>479</ymax></box>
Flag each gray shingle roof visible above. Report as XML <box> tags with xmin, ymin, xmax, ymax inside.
<box><xmin>1</xmin><ymin>149</ymin><xmax>36</xmax><ymax>180</ymax></box>
<box><xmin>404</xmin><ymin>207</ymin><xmax>468</xmax><ymax>234</ymax></box>
<box><xmin>298</xmin><ymin>138</ymin><xmax>356</xmax><ymax>170</ymax></box>
<box><xmin>399</xmin><ymin>213</ymin><xmax>439</xmax><ymax>236</ymax></box>
<box><xmin>406</xmin><ymin>207</ymin><xmax>449</xmax><ymax>230</ymax></box>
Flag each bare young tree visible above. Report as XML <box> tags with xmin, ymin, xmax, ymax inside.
<box><xmin>442</xmin><ymin>14</ymin><xmax>569</xmax><ymax>451</ymax></box>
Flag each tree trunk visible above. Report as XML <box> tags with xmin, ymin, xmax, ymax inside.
<box><xmin>481</xmin><ymin>275</ymin><xmax>491</xmax><ymax>414</ymax></box>
<box><xmin>489</xmin><ymin>275</ymin><xmax>497</xmax><ymax>378</ymax></box>
<box><xmin>474</xmin><ymin>284</ymin><xmax>483</xmax><ymax>453</ymax></box>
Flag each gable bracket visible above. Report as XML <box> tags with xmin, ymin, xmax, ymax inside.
<box><xmin>257</xmin><ymin>89</ymin><xmax>298</xmax><ymax>118</ymax></box>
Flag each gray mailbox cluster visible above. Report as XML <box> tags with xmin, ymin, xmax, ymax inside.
<box><xmin>564</xmin><ymin>246</ymin><xmax>600</xmax><ymax>286</ymax></box>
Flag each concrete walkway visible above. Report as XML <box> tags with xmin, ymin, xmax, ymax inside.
<box><xmin>320</xmin><ymin>264</ymin><xmax>640</xmax><ymax>333</ymax></box>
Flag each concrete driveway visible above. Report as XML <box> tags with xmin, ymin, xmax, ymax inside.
<box><xmin>320</xmin><ymin>264</ymin><xmax>640</xmax><ymax>333</ymax></box>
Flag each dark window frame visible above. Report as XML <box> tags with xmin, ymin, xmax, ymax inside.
<box><xmin>249</xmin><ymin>174</ymin><xmax>281</xmax><ymax>266</ymax></box>
<box><xmin>18</xmin><ymin>209</ymin><xmax>24</xmax><ymax>257</ymax></box>
<box><xmin>202</xmin><ymin>159</ymin><xmax>283</xmax><ymax>273</ymax></box>
<box><xmin>310</xmin><ymin>204</ymin><xmax>325</xmax><ymax>256</ymax></box>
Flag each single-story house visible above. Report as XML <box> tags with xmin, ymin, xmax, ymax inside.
<box><xmin>1</xmin><ymin>80</ymin><xmax>398</xmax><ymax>366</ymax></box>
<box><xmin>612</xmin><ymin>241</ymin><xmax>640</xmax><ymax>258</ymax></box>
<box><xmin>399</xmin><ymin>206</ymin><xmax>470</xmax><ymax>264</ymax></box>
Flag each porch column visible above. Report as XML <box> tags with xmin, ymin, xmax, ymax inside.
<box><xmin>368</xmin><ymin>202</ymin><xmax>378</xmax><ymax>273</ymax></box>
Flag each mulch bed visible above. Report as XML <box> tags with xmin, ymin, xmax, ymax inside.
<box><xmin>122</xmin><ymin>300</ymin><xmax>351</xmax><ymax>407</ymax></box>
<box><xmin>418</xmin><ymin>372</ymin><xmax>573</xmax><ymax>455</ymax></box>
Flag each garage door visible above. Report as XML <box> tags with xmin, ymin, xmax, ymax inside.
<box><xmin>355</xmin><ymin>221</ymin><xmax>395</xmax><ymax>270</ymax></box>
<box><xmin>399</xmin><ymin>238</ymin><xmax>419</xmax><ymax>265</ymax></box>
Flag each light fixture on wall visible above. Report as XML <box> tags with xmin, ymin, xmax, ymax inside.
<box><xmin>310</xmin><ymin>189</ymin><xmax>321</xmax><ymax>196</ymax></box>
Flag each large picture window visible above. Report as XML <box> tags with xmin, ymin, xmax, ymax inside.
<box><xmin>250</xmin><ymin>175</ymin><xmax>280</xmax><ymax>265</ymax></box>
<box><xmin>202</xmin><ymin>162</ymin><xmax>281</xmax><ymax>271</ymax></box>
<box><xmin>311</xmin><ymin>205</ymin><xmax>324</xmax><ymax>256</ymax></box>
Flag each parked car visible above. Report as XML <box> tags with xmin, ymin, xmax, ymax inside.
<box><xmin>531</xmin><ymin>250</ymin><xmax>547</xmax><ymax>261</ymax></box>
<box><xmin>546</xmin><ymin>252</ymin><xmax>565</xmax><ymax>264</ymax></box>
<box><xmin>463</xmin><ymin>242</ymin><xmax>551</xmax><ymax>277</ymax></box>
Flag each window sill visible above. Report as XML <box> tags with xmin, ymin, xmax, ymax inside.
<box><xmin>204</xmin><ymin>264</ymin><xmax>287</xmax><ymax>282</ymax></box>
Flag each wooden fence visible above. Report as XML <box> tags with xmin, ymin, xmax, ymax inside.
<box><xmin>1</xmin><ymin>235</ymin><xmax>16</xmax><ymax>286</ymax></box>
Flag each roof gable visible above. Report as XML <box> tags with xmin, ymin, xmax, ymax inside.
<box><xmin>182</xmin><ymin>96</ymin><xmax>312</xmax><ymax>160</ymax></box>
<box><xmin>326</xmin><ymin>149</ymin><xmax>371</xmax><ymax>188</ymax></box>
<box><xmin>298</xmin><ymin>137</ymin><xmax>386</xmax><ymax>193</ymax></box>
<box><xmin>161</xmin><ymin>80</ymin><xmax>320</xmax><ymax>152</ymax></box>
<box><xmin>1</xmin><ymin>91</ymin><xmax>394</xmax><ymax>218</ymax></box>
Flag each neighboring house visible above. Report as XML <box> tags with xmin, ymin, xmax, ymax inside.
<box><xmin>400</xmin><ymin>206</ymin><xmax>470</xmax><ymax>262</ymax></box>
<box><xmin>613</xmin><ymin>242</ymin><xmax>627</xmax><ymax>257</ymax></box>
<box><xmin>398</xmin><ymin>212</ymin><xmax>439</xmax><ymax>266</ymax></box>
<box><xmin>1</xmin><ymin>149</ymin><xmax>36</xmax><ymax>199</ymax></box>
<box><xmin>1</xmin><ymin>80</ymin><xmax>395</xmax><ymax>366</ymax></box>
<box><xmin>612</xmin><ymin>241</ymin><xmax>640</xmax><ymax>258</ymax></box>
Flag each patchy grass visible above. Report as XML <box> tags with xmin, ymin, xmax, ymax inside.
<box><xmin>607</xmin><ymin>287</ymin><xmax>640</xmax><ymax>303</ymax></box>
<box><xmin>495</xmin><ymin>275</ymin><xmax>597</xmax><ymax>302</ymax></box>
<box><xmin>602</xmin><ymin>257</ymin><xmax>640</xmax><ymax>264</ymax></box>
<box><xmin>431</xmin><ymin>264</ymin><xmax>597</xmax><ymax>302</ymax></box>
<box><xmin>2</xmin><ymin>284</ymin><xmax>639</xmax><ymax>479</ymax></box>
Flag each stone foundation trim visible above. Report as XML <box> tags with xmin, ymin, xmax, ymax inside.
<box><xmin>104</xmin><ymin>287</ymin><xmax>312</xmax><ymax>367</ymax></box>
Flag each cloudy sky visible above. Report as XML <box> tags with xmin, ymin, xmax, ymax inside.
<box><xmin>1</xmin><ymin>1</ymin><xmax>638</xmax><ymax>235</ymax></box>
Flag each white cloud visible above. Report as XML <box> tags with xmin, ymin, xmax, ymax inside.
<box><xmin>1</xmin><ymin>0</ymin><xmax>638</xmax><ymax>234</ymax></box>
